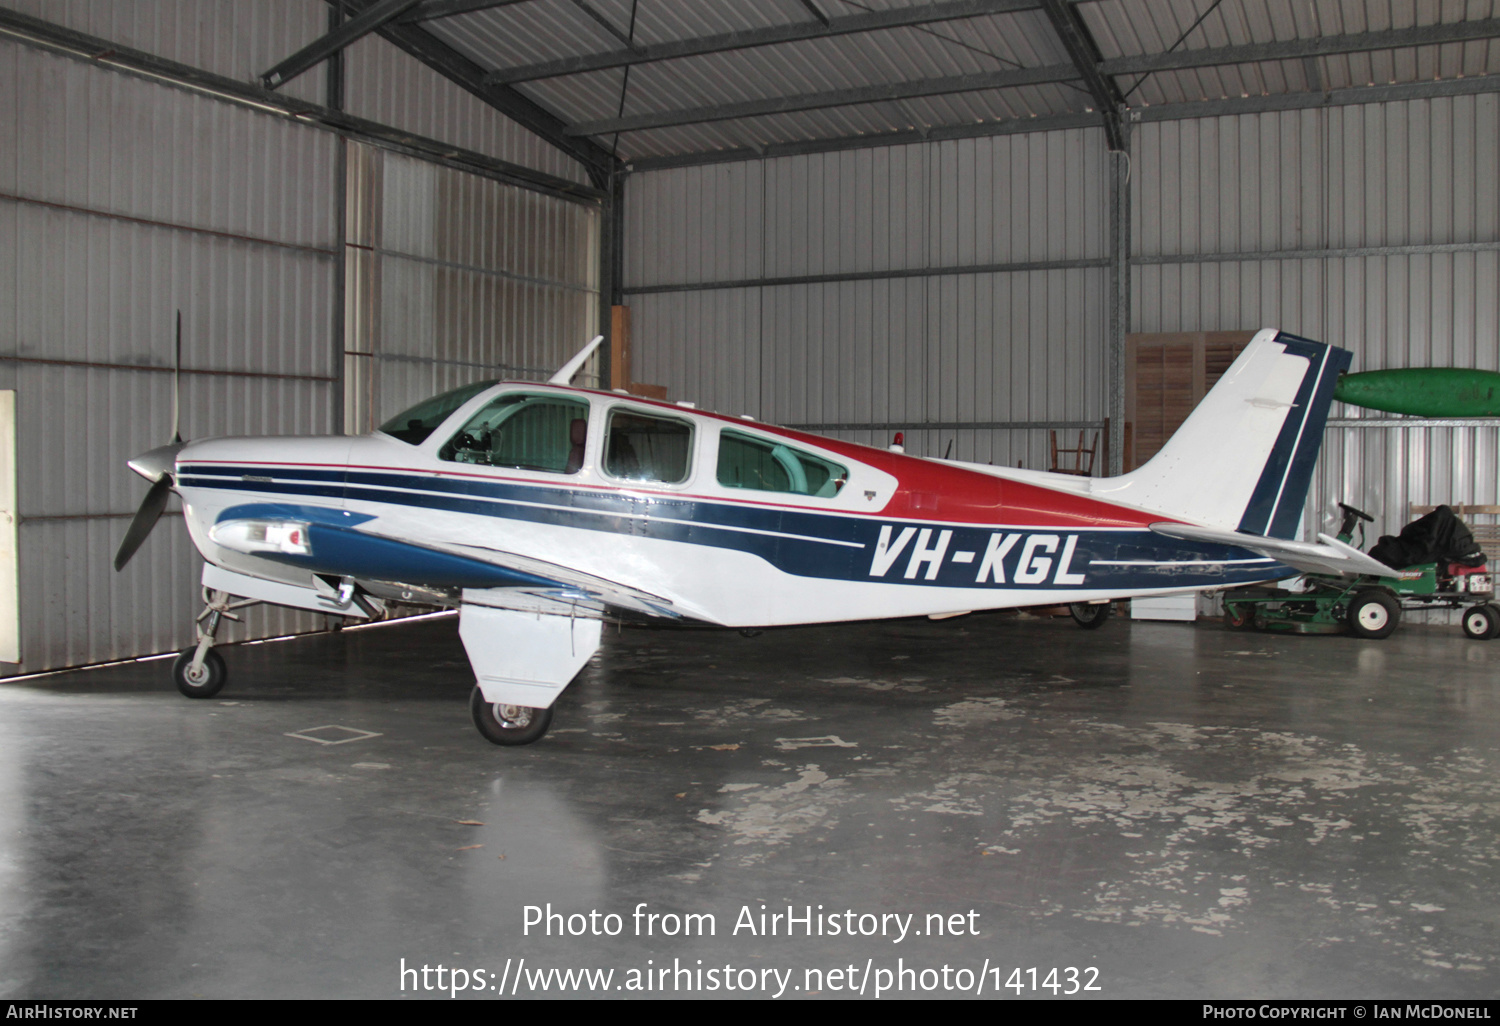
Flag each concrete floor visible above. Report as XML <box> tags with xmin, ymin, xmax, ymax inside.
<box><xmin>2</xmin><ymin>609</ymin><xmax>1498</xmax><ymax>1000</ymax></box>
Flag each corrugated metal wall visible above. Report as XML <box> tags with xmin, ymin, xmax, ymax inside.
<box><xmin>0</xmin><ymin>36</ymin><xmax>340</xmax><ymax>672</ymax></box>
<box><xmin>344</xmin><ymin>144</ymin><xmax>601</xmax><ymax>434</ymax></box>
<box><xmin>626</xmin><ymin>130</ymin><xmax>1110</xmax><ymax>469</ymax></box>
<box><xmin>5</xmin><ymin>0</ymin><xmax>330</xmax><ymax>105</ymax></box>
<box><xmin>0</xmin><ymin>7</ymin><xmax>599</xmax><ymax>674</ymax></box>
<box><xmin>1134</xmin><ymin>96</ymin><xmax>1500</xmax><ymax>618</ymax></box>
<box><xmin>8</xmin><ymin>0</ymin><xmax>591</xmax><ymax>185</ymax></box>
<box><xmin>627</xmin><ymin>97</ymin><xmax>1497</xmax><ymax>622</ymax></box>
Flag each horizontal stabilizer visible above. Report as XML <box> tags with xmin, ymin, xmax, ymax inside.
<box><xmin>1150</xmin><ymin>522</ymin><xmax>1403</xmax><ymax>579</ymax></box>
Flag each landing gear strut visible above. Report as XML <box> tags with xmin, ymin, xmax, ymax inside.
<box><xmin>172</xmin><ymin>588</ymin><xmax>254</xmax><ymax>698</ymax></box>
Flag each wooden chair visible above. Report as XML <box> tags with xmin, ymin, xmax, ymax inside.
<box><xmin>1049</xmin><ymin>430</ymin><xmax>1099</xmax><ymax>477</ymax></box>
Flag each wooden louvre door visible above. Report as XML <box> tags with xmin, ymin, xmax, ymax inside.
<box><xmin>1124</xmin><ymin>332</ymin><xmax>1255</xmax><ymax>471</ymax></box>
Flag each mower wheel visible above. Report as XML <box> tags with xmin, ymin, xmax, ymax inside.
<box><xmin>1461</xmin><ymin>604</ymin><xmax>1500</xmax><ymax>641</ymax></box>
<box><xmin>1347</xmin><ymin>590</ymin><xmax>1400</xmax><ymax>640</ymax></box>
<box><xmin>1223</xmin><ymin>604</ymin><xmax>1256</xmax><ymax>630</ymax></box>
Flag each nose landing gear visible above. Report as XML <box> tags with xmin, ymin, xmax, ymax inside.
<box><xmin>171</xmin><ymin>588</ymin><xmax>252</xmax><ymax>698</ymax></box>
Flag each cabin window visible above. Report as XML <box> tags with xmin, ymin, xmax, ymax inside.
<box><xmin>439</xmin><ymin>393</ymin><xmax>590</xmax><ymax>474</ymax></box>
<box><xmin>716</xmin><ymin>430</ymin><xmax>847</xmax><ymax>498</ymax></box>
<box><xmin>379</xmin><ymin>380</ymin><xmax>497</xmax><ymax>445</ymax></box>
<box><xmin>604</xmin><ymin>409</ymin><xmax>693</xmax><ymax>484</ymax></box>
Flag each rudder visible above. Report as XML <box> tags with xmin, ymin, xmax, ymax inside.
<box><xmin>1094</xmin><ymin>329</ymin><xmax>1351</xmax><ymax>539</ymax></box>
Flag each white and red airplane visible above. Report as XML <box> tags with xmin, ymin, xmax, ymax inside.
<box><xmin>116</xmin><ymin>328</ymin><xmax>1394</xmax><ymax>745</ymax></box>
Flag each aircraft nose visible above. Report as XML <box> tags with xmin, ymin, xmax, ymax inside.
<box><xmin>126</xmin><ymin>440</ymin><xmax>188</xmax><ymax>483</ymax></box>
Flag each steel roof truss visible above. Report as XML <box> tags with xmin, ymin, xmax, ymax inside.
<box><xmin>1038</xmin><ymin>0</ymin><xmax>1125</xmax><ymax>149</ymax></box>
<box><xmin>486</xmin><ymin>0</ymin><xmax>1041</xmax><ymax>84</ymax></box>
<box><xmin>1103</xmin><ymin>18</ymin><xmax>1500</xmax><ymax>77</ymax></box>
<box><xmin>262</xmin><ymin>0</ymin><xmax>420</xmax><ymax>89</ymax></box>
<box><xmin>566</xmin><ymin>64</ymin><xmax>1078</xmax><ymax>136</ymax></box>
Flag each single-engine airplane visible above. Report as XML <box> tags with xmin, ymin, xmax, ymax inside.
<box><xmin>116</xmin><ymin>328</ymin><xmax>1398</xmax><ymax>745</ymax></box>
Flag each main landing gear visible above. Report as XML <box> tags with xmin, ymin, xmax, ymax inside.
<box><xmin>172</xmin><ymin>588</ymin><xmax>254</xmax><ymax>698</ymax></box>
<box><xmin>469</xmin><ymin>687</ymin><xmax>554</xmax><ymax>746</ymax></box>
<box><xmin>1068</xmin><ymin>602</ymin><xmax>1112</xmax><ymax>629</ymax></box>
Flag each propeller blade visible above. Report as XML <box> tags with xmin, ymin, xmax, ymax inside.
<box><xmin>114</xmin><ymin>475</ymin><xmax>173</xmax><ymax>571</ymax></box>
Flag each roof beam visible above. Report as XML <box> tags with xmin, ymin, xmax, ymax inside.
<box><xmin>486</xmin><ymin>0</ymin><xmax>1040</xmax><ymax>84</ymax></box>
<box><xmin>262</xmin><ymin>0</ymin><xmax>420</xmax><ymax>89</ymax></box>
<box><xmin>0</xmin><ymin>5</ymin><xmax>603</xmax><ymax>203</ymax></box>
<box><xmin>568</xmin><ymin>0</ymin><xmax>637</xmax><ymax>50</ymax></box>
<box><xmin>1102</xmin><ymin>18</ymin><xmax>1500</xmax><ymax>76</ymax></box>
<box><xmin>331</xmin><ymin>0</ymin><xmax>620</xmax><ymax>186</ymax></box>
<box><xmin>565</xmin><ymin>64</ymin><xmax>1078</xmax><ymax>136</ymax></box>
<box><xmin>626</xmin><ymin>112</ymin><xmax>1103</xmax><ymax>171</ymax></box>
<box><xmin>1037</xmin><ymin>0</ymin><xmax>1126</xmax><ymax>149</ymax></box>
<box><xmin>397</xmin><ymin>0</ymin><xmax>534</xmax><ymax>23</ymax></box>
<box><xmin>797</xmin><ymin>0</ymin><xmax>831</xmax><ymax>28</ymax></box>
<box><xmin>624</xmin><ymin>73</ymin><xmax>1500</xmax><ymax>171</ymax></box>
<box><xmin>1135</xmin><ymin>74</ymin><xmax>1500</xmax><ymax>121</ymax></box>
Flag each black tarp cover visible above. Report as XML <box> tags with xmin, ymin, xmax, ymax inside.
<box><xmin>1368</xmin><ymin>505</ymin><xmax>1487</xmax><ymax>569</ymax></box>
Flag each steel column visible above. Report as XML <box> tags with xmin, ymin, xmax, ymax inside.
<box><xmin>1107</xmin><ymin>118</ymin><xmax>1131</xmax><ymax>476</ymax></box>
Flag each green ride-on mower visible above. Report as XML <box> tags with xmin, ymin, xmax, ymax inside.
<box><xmin>1221</xmin><ymin>503</ymin><xmax>1498</xmax><ymax>640</ymax></box>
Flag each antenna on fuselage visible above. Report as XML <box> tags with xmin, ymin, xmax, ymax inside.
<box><xmin>549</xmin><ymin>335</ymin><xmax>605</xmax><ymax>385</ymax></box>
<box><xmin>171</xmin><ymin>309</ymin><xmax>183</xmax><ymax>444</ymax></box>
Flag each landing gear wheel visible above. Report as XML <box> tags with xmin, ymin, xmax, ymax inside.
<box><xmin>172</xmin><ymin>648</ymin><xmax>227</xmax><ymax>698</ymax></box>
<box><xmin>1347</xmin><ymin>590</ymin><xmax>1400</xmax><ymax>640</ymax></box>
<box><xmin>1461</xmin><ymin>604</ymin><xmax>1500</xmax><ymax>640</ymax></box>
<box><xmin>1069</xmin><ymin>602</ymin><xmax>1110</xmax><ymax>629</ymax></box>
<box><xmin>1224</xmin><ymin>603</ymin><xmax>1255</xmax><ymax>630</ymax></box>
<box><xmin>469</xmin><ymin>686</ymin><xmax>554</xmax><ymax>746</ymax></box>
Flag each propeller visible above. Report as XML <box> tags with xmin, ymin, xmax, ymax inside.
<box><xmin>114</xmin><ymin>474</ymin><xmax>174</xmax><ymax>571</ymax></box>
<box><xmin>114</xmin><ymin>312</ymin><xmax>188</xmax><ymax>571</ymax></box>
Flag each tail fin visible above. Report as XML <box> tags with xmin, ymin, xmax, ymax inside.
<box><xmin>1097</xmin><ymin>329</ymin><xmax>1351</xmax><ymax>539</ymax></box>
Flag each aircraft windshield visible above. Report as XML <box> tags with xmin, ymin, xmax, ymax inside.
<box><xmin>378</xmin><ymin>380</ymin><xmax>497</xmax><ymax>445</ymax></box>
<box><xmin>439</xmin><ymin>393</ymin><xmax>590</xmax><ymax>474</ymax></box>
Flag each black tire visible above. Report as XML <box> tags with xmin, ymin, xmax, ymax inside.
<box><xmin>1069</xmin><ymin>602</ymin><xmax>1110</xmax><ymax>629</ymax></box>
<box><xmin>172</xmin><ymin>648</ymin><xmax>227</xmax><ymax>698</ymax></box>
<box><xmin>470</xmin><ymin>686</ymin><xmax>554</xmax><ymax>746</ymax></box>
<box><xmin>1461</xmin><ymin>604</ymin><xmax>1500</xmax><ymax>640</ymax></box>
<box><xmin>1347</xmin><ymin>590</ymin><xmax>1400</xmax><ymax>640</ymax></box>
<box><xmin>1223</xmin><ymin>603</ymin><xmax>1256</xmax><ymax>630</ymax></box>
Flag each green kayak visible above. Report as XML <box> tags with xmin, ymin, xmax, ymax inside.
<box><xmin>1333</xmin><ymin>367</ymin><xmax>1500</xmax><ymax>418</ymax></box>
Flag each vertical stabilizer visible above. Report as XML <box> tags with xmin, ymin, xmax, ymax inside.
<box><xmin>1093</xmin><ymin>330</ymin><xmax>1351</xmax><ymax>539</ymax></box>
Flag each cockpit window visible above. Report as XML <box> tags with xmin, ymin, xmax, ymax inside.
<box><xmin>439</xmin><ymin>393</ymin><xmax>590</xmax><ymax>474</ymax></box>
<box><xmin>717</xmin><ymin>429</ymin><xmax>847</xmax><ymax>498</ymax></box>
<box><xmin>604</xmin><ymin>409</ymin><xmax>693</xmax><ymax>484</ymax></box>
<box><xmin>378</xmin><ymin>380</ymin><xmax>497</xmax><ymax>445</ymax></box>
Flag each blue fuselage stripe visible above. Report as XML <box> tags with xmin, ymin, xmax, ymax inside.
<box><xmin>180</xmin><ymin>465</ymin><xmax>1289</xmax><ymax>591</ymax></box>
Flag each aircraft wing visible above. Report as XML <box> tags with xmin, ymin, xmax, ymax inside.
<box><xmin>1149</xmin><ymin>522</ymin><xmax>1405</xmax><ymax>579</ymax></box>
<box><xmin>380</xmin><ymin>533</ymin><xmax>682</xmax><ymax>619</ymax></box>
